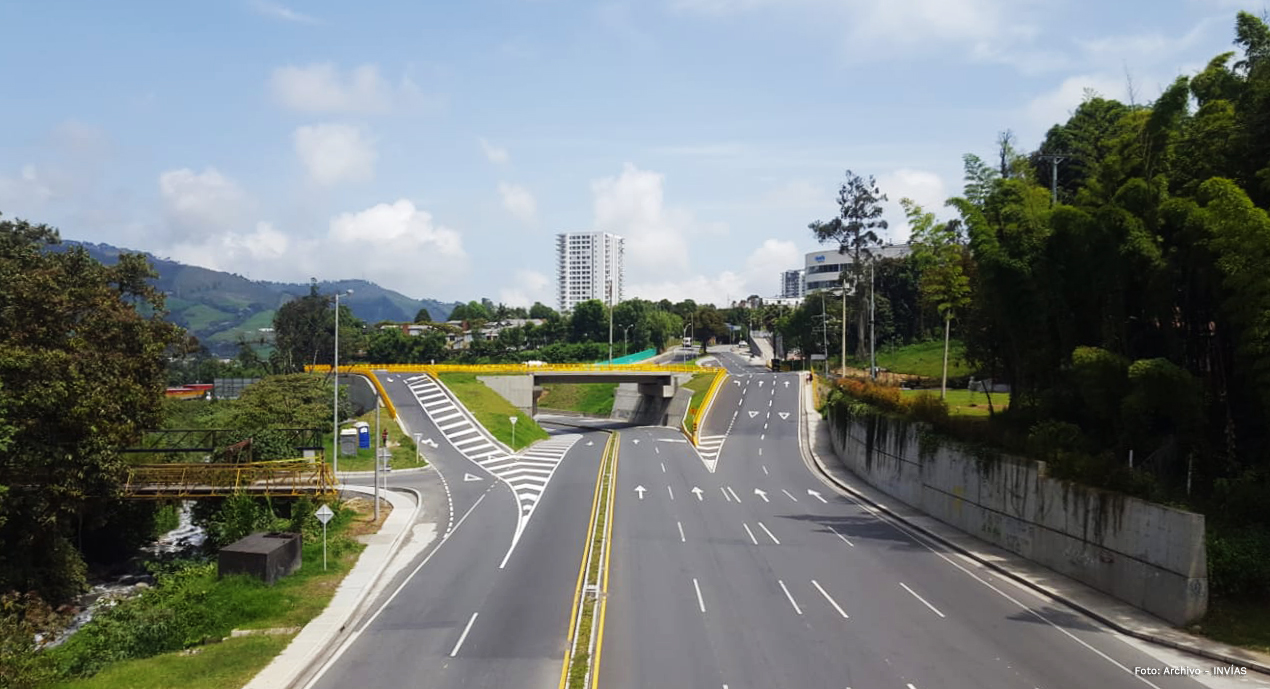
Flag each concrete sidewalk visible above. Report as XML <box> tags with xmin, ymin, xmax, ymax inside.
<box><xmin>798</xmin><ymin>380</ymin><xmax>1270</xmax><ymax>677</ymax></box>
<box><xmin>243</xmin><ymin>484</ymin><xmax>422</xmax><ymax>689</ymax></box>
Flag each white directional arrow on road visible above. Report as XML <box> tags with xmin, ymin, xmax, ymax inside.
<box><xmin>758</xmin><ymin>380</ymin><xmax>765</xmax><ymax>387</ymax></box>
<box><xmin>464</xmin><ymin>473</ymin><xmax>483</xmax><ymax>482</ymax></box>
<box><xmin>784</xmin><ymin>380</ymin><xmax>790</xmax><ymax>388</ymax></box>
<box><xmin>633</xmin><ymin>439</ymin><xmax>640</xmax><ymax>445</ymax></box>
<box><xmin>635</xmin><ymin>485</ymin><xmax>647</xmax><ymax>500</ymax></box>
<box><xmin>386</xmin><ymin>376</ymin><xmax>394</xmax><ymax>383</ymax></box>
<box><xmin>778</xmin><ymin>412</ymin><xmax>790</xmax><ymax>420</ymax></box>
<box><xmin>423</xmin><ymin>438</ymin><xmax>438</xmax><ymax>448</ymax></box>
<box><xmin>587</xmin><ymin>441</ymin><xmax>594</xmax><ymax>446</ymax></box>
<box><xmin>808</xmin><ymin>489</ymin><xmax>827</xmax><ymax>503</ymax></box>
<box><xmin>691</xmin><ymin>487</ymin><xmax>704</xmax><ymax>501</ymax></box>
<box><xmin>754</xmin><ymin>488</ymin><xmax>769</xmax><ymax>502</ymax></box>
<box><xmin>748</xmin><ymin>411</ymin><xmax>759</xmax><ymax>418</ymax></box>
<box><xmin>733</xmin><ymin>380</ymin><xmax>741</xmax><ymax>386</ymax></box>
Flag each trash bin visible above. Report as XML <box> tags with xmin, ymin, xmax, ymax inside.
<box><xmin>354</xmin><ymin>421</ymin><xmax>370</xmax><ymax>449</ymax></box>
<box><xmin>339</xmin><ymin>428</ymin><xmax>358</xmax><ymax>456</ymax></box>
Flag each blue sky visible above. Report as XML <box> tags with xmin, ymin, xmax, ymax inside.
<box><xmin>0</xmin><ymin>0</ymin><xmax>1261</xmax><ymax>306</ymax></box>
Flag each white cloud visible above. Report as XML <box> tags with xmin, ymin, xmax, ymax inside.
<box><xmin>0</xmin><ymin>164</ymin><xmax>55</xmax><ymax>213</ymax></box>
<box><xmin>165</xmin><ymin>199</ymin><xmax>468</xmax><ymax>298</ymax></box>
<box><xmin>158</xmin><ymin>167</ymin><xmax>250</xmax><ymax>239</ymax></box>
<box><xmin>590</xmin><ymin>163</ymin><xmax>727</xmax><ymax>280</ymax></box>
<box><xmin>877</xmin><ymin>169</ymin><xmax>949</xmax><ymax>241</ymax></box>
<box><xmin>627</xmin><ymin>238</ymin><xmax>801</xmax><ymax>305</ymax></box>
<box><xmin>292</xmin><ymin>124</ymin><xmax>377</xmax><ymax>186</ymax></box>
<box><xmin>498</xmin><ymin>183</ymin><xmax>537</xmax><ymax>224</ymax></box>
<box><xmin>479</xmin><ymin>137</ymin><xmax>510</xmax><ymax>164</ymax></box>
<box><xmin>270</xmin><ymin>63</ymin><xmax>425</xmax><ymax>114</ymax></box>
<box><xmin>759</xmin><ymin>179</ymin><xmax>828</xmax><ymax>210</ymax></box>
<box><xmin>250</xmin><ymin>0</ymin><xmax>320</xmax><ymax>24</ymax></box>
<box><xmin>498</xmin><ymin>269</ymin><xmax>552</xmax><ymax>307</ymax></box>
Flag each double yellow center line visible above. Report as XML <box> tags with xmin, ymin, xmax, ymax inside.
<box><xmin>559</xmin><ymin>431</ymin><xmax>619</xmax><ymax>689</ymax></box>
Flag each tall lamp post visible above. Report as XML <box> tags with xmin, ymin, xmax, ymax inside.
<box><xmin>682</xmin><ymin>323</ymin><xmax>691</xmax><ymax>362</ymax></box>
<box><xmin>332</xmin><ymin>288</ymin><xmax>353</xmax><ymax>476</ymax></box>
<box><xmin>623</xmin><ymin>324</ymin><xmax>633</xmax><ymax>358</ymax></box>
<box><xmin>607</xmin><ymin>280</ymin><xmax>614</xmax><ymax>366</ymax></box>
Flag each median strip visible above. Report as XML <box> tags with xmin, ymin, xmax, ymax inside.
<box><xmin>560</xmin><ymin>431</ymin><xmax>619</xmax><ymax>689</ymax></box>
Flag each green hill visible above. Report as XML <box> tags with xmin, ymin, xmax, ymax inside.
<box><xmin>62</xmin><ymin>240</ymin><xmax>459</xmax><ymax>356</ymax></box>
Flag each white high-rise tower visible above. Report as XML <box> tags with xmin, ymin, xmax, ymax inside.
<box><xmin>556</xmin><ymin>232</ymin><xmax>625</xmax><ymax>312</ymax></box>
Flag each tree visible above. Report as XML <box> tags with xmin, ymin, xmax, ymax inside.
<box><xmin>0</xmin><ymin>216</ymin><xmax>181</xmax><ymax>601</ymax></box>
<box><xmin>903</xmin><ymin>199</ymin><xmax>972</xmax><ymax>398</ymax></box>
<box><xmin>273</xmin><ymin>286</ymin><xmax>363</xmax><ymax>373</ymax></box>
<box><xmin>569</xmin><ymin>299</ymin><xmax>609</xmax><ymax>344</ymax></box>
<box><xmin>693</xmin><ymin>306</ymin><xmax>729</xmax><ymax>350</ymax></box>
<box><xmin>414</xmin><ymin>307</ymin><xmax>432</xmax><ymax>324</ymax></box>
<box><xmin>528</xmin><ymin>302</ymin><xmax>556</xmax><ymax>319</ymax></box>
<box><xmin>809</xmin><ymin>170</ymin><xmax>888</xmax><ymax>357</ymax></box>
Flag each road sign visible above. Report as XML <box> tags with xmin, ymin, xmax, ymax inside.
<box><xmin>509</xmin><ymin>416</ymin><xmax>517</xmax><ymax>447</ymax></box>
<box><xmin>315</xmin><ymin>504</ymin><xmax>334</xmax><ymax>571</ymax></box>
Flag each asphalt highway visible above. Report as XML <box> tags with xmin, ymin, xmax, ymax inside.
<box><xmin>599</xmin><ymin>348</ymin><xmax>1238</xmax><ymax>689</ymax></box>
<box><xmin>307</xmin><ymin>371</ymin><xmax>606</xmax><ymax>689</ymax></box>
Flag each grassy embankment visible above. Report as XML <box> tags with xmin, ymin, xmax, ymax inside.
<box><xmin>900</xmin><ymin>388</ymin><xmax>1011</xmax><ymax>417</ymax></box>
<box><xmin>436</xmin><ymin>373</ymin><xmax>549</xmax><ymax>451</ymax></box>
<box><xmin>848</xmin><ymin>339</ymin><xmax>973</xmax><ymax>380</ymax></box>
<box><xmin>679</xmin><ymin>373</ymin><xmax>716</xmax><ymax>435</ymax></box>
<box><xmin>325</xmin><ymin>406</ymin><xmax>426</xmax><ymax>472</ymax></box>
<box><xmin>52</xmin><ymin>499</ymin><xmax>385</xmax><ymax>689</ymax></box>
<box><xmin>538</xmin><ymin>383</ymin><xmax>618</xmax><ymax>417</ymax></box>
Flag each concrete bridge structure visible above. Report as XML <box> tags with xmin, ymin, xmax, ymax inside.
<box><xmin>478</xmin><ymin>370</ymin><xmax>684</xmax><ymax>424</ymax></box>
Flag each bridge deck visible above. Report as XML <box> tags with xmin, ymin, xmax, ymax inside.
<box><xmin>123</xmin><ymin>460</ymin><xmax>336</xmax><ymax>499</ymax></box>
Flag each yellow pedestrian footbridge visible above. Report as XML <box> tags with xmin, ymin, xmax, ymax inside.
<box><xmin>122</xmin><ymin>460</ymin><xmax>336</xmax><ymax>499</ymax></box>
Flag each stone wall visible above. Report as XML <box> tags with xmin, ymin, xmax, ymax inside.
<box><xmin>825</xmin><ymin>406</ymin><xmax>1208</xmax><ymax>626</ymax></box>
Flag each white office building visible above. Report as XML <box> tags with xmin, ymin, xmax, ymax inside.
<box><xmin>556</xmin><ymin>232</ymin><xmax>625</xmax><ymax>312</ymax></box>
<box><xmin>804</xmin><ymin>244</ymin><xmax>912</xmax><ymax>293</ymax></box>
<box><xmin>780</xmin><ymin>269</ymin><xmax>805</xmax><ymax>299</ymax></box>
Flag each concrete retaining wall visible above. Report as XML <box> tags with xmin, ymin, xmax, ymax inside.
<box><xmin>825</xmin><ymin>407</ymin><xmax>1208</xmax><ymax>626</ymax></box>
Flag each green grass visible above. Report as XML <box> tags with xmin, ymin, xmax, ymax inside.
<box><xmin>207</xmin><ymin>310</ymin><xmax>277</xmax><ymax>344</ymax></box>
<box><xmin>538</xmin><ymin>383</ymin><xmax>617</xmax><ymax>416</ymax></box>
<box><xmin>901</xmin><ymin>388</ymin><xmax>1011</xmax><ymax>417</ymax></box>
<box><xmin>52</xmin><ymin>502</ymin><xmax>375</xmax><ymax>689</ymax></box>
<box><xmin>53</xmin><ymin>635</ymin><xmax>292</xmax><ymax>689</ymax></box>
<box><xmin>325</xmin><ymin>407</ymin><xmax>428</xmax><ymax>472</ymax></box>
<box><xmin>1198</xmin><ymin>597</ymin><xmax>1270</xmax><ymax>655</ymax></box>
<box><xmin>437</xmin><ymin>373</ymin><xmax>550</xmax><ymax>451</ymax></box>
<box><xmin>176</xmin><ymin>304</ymin><xmax>235</xmax><ymax>332</ymax></box>
<box><xmin>680</xmin><ymin>372</ymin><xmax>716</xmax><ymax>434</ymax></box>
<box><xmin>851</xmin><ymin>339</ymin><xmax>972</xmax><ymax>379</ymax></box>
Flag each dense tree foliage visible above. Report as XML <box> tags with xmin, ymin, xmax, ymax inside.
<box><xmin>0</xmin><ymin>217</ymin><xmax>181</xmax><ymax>602</ymax></box>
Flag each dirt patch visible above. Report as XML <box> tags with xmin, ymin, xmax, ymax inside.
<box><xmin>837</xmin><ymin>366</ymin><xmax>921</xmax><ymax>387</ymax></box>
<box><xmin>342</xmin><ymin>496</ymin><xmax>392</xmax><ymax>537</ymax></box>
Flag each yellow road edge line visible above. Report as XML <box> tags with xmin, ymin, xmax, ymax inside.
<box><xmin>558</xmin><ymin>431</ymin><xmax>613</xmax><ymax>689</ymax></box>
<box><xmin>592</xmin><ymin>433</ymin><xmax>619</xmax><ymax>688</ymax></box>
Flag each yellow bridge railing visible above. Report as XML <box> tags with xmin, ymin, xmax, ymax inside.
<box><xmin>123</xmin><ymin>460</ymin><xmax>336</xmax><ymax>499</ymax></box>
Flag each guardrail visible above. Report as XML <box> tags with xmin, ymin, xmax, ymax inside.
<box><xmin>308</xmin><ymin>362</ymin><xmax>702</xmax><ymax>375</ymax></box>
<box><xmin>122</xmin><ymin>459</ymin><xmax>336</xmax><ymax>499</ymax></box>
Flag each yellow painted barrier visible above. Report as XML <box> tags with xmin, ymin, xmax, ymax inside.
<box><xmin>692</xmin><ymin>369</ymin><xmax>729</xmax><ymax>446</ymax></box>
<box><xmin>123</xmin><ymin>459</ymin><xmax>336</xmax><ymax>499</ymax></box>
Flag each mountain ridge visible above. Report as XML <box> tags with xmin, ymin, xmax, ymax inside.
<box><xmin>63</xmin><ymin>239</ymin><xmax>459</xmax><ymax>356</ymax></box>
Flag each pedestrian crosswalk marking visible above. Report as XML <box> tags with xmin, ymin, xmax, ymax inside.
<box><xmin>404</xmin><ymin>374</ymin><xmax>583</xmax><ymax>558</ymax></box>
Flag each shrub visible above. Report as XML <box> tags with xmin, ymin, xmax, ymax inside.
<box><xmin>1208</xmin><ymin>527</ymin><xmax>1270</xmax><ymax>601</ymax></box>
<box><xmin>0</xmin><ymin>592</ymin><xmax>64</xmax><ymax>689</ymax></box>
<box><xmin>908</xmin><ymin>393</ymin><xmax>949</xmax><ymax>425</ymax></box>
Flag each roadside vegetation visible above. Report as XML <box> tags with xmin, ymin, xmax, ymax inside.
<box><xmin>327</xmin><ymin>406</ymin><xmax>426</xmax><ymax>472</ymax></box>
<box><xmin>848</xmin><ymin>339</ymin><xmax>973</xmax><ymax>381</ymax></box>
<box><xmin>803</xmin><ymin>11</ymin><xmax>1270</xmax><ymax>649</ymax></box>
<box><xmin>680</xmin><ymin>373</ymin><xmax>717</xmax><ymax>436</ymax></box>
<box><xmin>538</xmin><ymin>383</ymin><xmax>618</xmax><ymax>417</ymax></box>
<box><xmin>436</xmin><ymin>373</ymin><xmax>549</xmax><ymax>451</ymax></box>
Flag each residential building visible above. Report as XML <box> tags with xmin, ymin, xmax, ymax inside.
<box><xmin>804</xmin><ymin>244</ymin><xmax>912</xmax><ymax>293</ymax></box>
<box><xmin>779</xmin><ymin>269</ymin><xmax>805</xmax><ymax>299</ymax></box>
<box><xmin>556</xmin><ymin>232</ymin><xmax>625</xmax><ymax>312</ymax></box>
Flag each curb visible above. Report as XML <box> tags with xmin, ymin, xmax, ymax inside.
<box><xmin>336</xmin><ymin>466</ymin><xmax>431</xmax><ymax>479</ymax></box>
<box><xmin>243</xmin><ymin>484</ymin><xmax>424</xmax><ymax>689</ymax></box>
<box><xmin>796</xmin><ymin>381</ymin><xmax>1270</xmax><ymax>677</ymax></box>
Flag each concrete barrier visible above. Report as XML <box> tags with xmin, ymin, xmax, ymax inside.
<box><xmin>824</xmin><ymin>406</ymin><xmax>1208</xmax><ymax>626</ymax></box>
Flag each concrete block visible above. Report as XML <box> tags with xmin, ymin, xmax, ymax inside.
<box><xmin>219</xmin><ymin>532</ymin><xmax>302</xmax><ymax>585</ymax></box>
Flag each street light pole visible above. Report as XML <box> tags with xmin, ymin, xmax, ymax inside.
<box><xmin>607</xmin><ymin>280</ymin><xmax>614</xmax><ymax>366</ymax></box>
<box><xmin>840</xmin><ymin>286</ymin><xmax>846</xmax><ymax>379</ymax></box>
<box><xmin>331</xmin><ymin>288</ymin><xmax>352</xmax><ymax>476</ymax></box>
<box><xmin>870</xmin><ymin>259</ymin><xmax>877</xmax><ymax>381</ymax></box>
<box><xmin>374</xmin><ymin>392</ymin><xmax>380</xmax><ymax>522</ymax></box>
<box><xmin>623</xmin><ymin>324</ymin><xmax>633</xmax><ymax>358</ymax></box>
<box><xmin>821</xmin><ymin>294</ymin><xmax>828</xmax><ymax>379</ymax></box>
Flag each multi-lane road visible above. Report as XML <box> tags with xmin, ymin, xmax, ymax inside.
<box><xmin>307</xmin><ymin>351</ymin><xmax>1267</xmax><ymax>689</ymax></box>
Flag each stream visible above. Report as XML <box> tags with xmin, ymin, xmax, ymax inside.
<box><xmin>45</xmin><ymin>502</ymin><xmax>207</xmax><ymax>647</ymax></box>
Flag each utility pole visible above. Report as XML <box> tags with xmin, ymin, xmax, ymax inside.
<box><xmin>331</xmin><ymin>288</ymin><xmax>352</xmax><ymax>476</ymax></box>
<box><xmin>607</xmin><ymin>279</ymin><xmax>614</xmax><ymax>366</ymax></box>
<box><xmin>1038</xmin><ymin>153</ymin><xmax>1068</xmax><ymax>206</ymax></box>
<box><xmin>839</xmin><ymin>286</ymin><xmax>846</xmax><ymax>379</ymax></box>
<box><xmin>374</xmin><ymin>393</ymin><xmax>380</xmax><ymax>522</ymax></box>
<box><xmin>820</xmin><ymin>294</ymin><xmax>828</xmax><ymax>379</ymax></box>
<box><xmin>870</xmin><ymin>259</ymin><xmax>877</xmax><ymax>381</ymax></box>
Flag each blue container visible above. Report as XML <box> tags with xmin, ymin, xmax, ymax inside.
<box><xmin>355</xmin><ymin>422</ymin><xmax>371</xmax><ymax>449</ymax></box>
